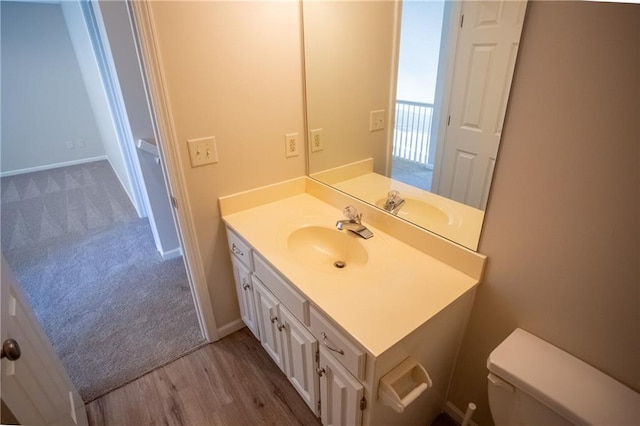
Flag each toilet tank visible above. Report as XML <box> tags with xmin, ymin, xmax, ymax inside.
<box><xmin>486</xmin><ymin>328</ymin><xmax>640</xmax><ymax>425</ymax></box>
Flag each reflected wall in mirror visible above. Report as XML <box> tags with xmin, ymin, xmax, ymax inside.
<box><xmin>304</xmin><ymin>0</ymin><xmax>528</xmax><ymax>250</ymax></box>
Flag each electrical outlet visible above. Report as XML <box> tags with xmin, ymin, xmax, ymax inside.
<box><xmin>76</xmin><ymin>139</ymin><xmax>85</xmax><ymax>148</ymax></box>
<box><xmin>187</xmin><ymin>136</ymin><xmax>218</xmax><ymax>167</ymax></box>
<box><xmin>66</xmin><ymin>140</ymin><xmax>74</xmax><ymax>150</ymax></box>
<box><xmin>310</xmin><ymin>128</ymin><xmax>323</xmax><ymax>153</ymax></box>
<box><xmin>285</xmin><ymin>133</ymin><xmax>299</xmax><ymax>158</ymax></box>
<box><xmin>370</xmin><ymin>110</ymin><xmax>385</xmax><ymax>131</ymax></box>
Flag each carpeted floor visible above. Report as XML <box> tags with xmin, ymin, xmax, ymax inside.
<box><xmin>1</xmin><ymin>160</ymin><xmax>205</xmax><ymax>402</ymax></box>
<box><xmin>391</xmin><ymin>157</ymin><xmax>433</xmax><ymax>191</ymax></box>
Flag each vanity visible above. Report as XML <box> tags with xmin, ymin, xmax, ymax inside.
<box><xmin>219</xmin><ymin>177</ymin><xmax>485</xmax><ymax>425</ymax></box>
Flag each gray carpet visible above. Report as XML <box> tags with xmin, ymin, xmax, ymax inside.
<box><xmin>1</xmin><ymin>160</ymin><xmax>205</xmax><ymax>402</ymax></box>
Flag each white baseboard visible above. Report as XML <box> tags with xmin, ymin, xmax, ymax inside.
<box><xmin>0</xmin><ymin>156</ymin><xmax>109</xmax><ymax>177</ymax></box>
<box><xmin>445</xmin><ymin>401</ymin><xmax>479</xmax><ymax>426</ymax></box>
<box><xmin>160</xmin><ymin>247</ymin><xmax>182</xmax><ymax>261</ymax></box>
<box><xmin>216</xmin><ymin>319</ymin><xmax>246</xmax><ymax>340</ymax></box>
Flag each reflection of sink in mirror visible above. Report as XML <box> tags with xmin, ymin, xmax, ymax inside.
<box><xmin>314</xmin><ymin>162</ymin><xmax>485</xmax><ymax>250</ymax></box>
<box><xmin>286</xmin><ymin>226</ymin><xmax>368</xmax><ymax>273</ymax></box>
<box><xmin>374</xmin><ymin>196</ymin><xmax>460</xmax><ymax>230</ymax></box>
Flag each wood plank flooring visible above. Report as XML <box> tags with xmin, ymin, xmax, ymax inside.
<box><xmin>86</xmin><ymin>327</ymin><xmax>322</xmax><ymax>426</ymax></box>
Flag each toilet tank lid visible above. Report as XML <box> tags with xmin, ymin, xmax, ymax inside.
<box><xmin>487</xmin><ymin>328</ymin><xmax>640</xmax><ymax>425</ymax></box>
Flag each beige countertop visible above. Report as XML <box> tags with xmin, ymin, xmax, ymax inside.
<box><xmin>222</xmin><ymin>192</ymin><xmax>479</xmax><ymax>357</ymax></box>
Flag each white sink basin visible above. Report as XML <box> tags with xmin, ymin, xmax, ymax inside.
<box><xmin>286</xmin><ymin>226</ymin><xmax>368</xmax><ymax>272</ymax></box>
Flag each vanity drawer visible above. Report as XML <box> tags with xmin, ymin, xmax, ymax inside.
<box><xmin>226</xmin><ymin>229</ymin><xmax>253</xmax><ymax>269</ymax></box>
<box><xmin>253</xmin><ymin>253</ymin><xmax>309</xmax><ymax>326</ymax></box>
<box><xmin>310</xmin><ymin>306</ymin><xmax>366</xmax><ymax>381</ymax></box>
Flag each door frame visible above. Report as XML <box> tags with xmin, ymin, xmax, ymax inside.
<box><xmin>126</xmin><ymin>1</ymin><xmax>218</xmax><ymax>341</ymax></box>
<box><xmin>75</xmin><ymin>0</ymin><xmax>218</xmax><ymax>341</ymax></box>
<box><xmin>429</xmin><ymin>0</ymin><xmax>463</xmax><ymax>195</ymax></box>
<box><xmin>385</xmin><ymin>0</ymin><xmax>463</xmax><ymax>188</ymax></box>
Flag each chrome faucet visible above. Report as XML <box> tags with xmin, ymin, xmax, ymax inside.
<box><xmin>383</xmin><ymin>190</ymin><xmax>405</xmax><ymax>215</ymax></box>
<box><xmin>336</xmin><ymin>206</ymin><xmax>373</xmax><ymax>239</ymax></box>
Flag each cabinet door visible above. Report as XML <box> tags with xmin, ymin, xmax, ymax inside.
<box><xmin>231</xmin><ymin>255</ymin><xmax>260</xmax><ymax>339</ymax></box>
<box><xmin>280</xmin><ymin>306</ymin><xmax>320</xmax><ymax>416</ymax></box>
<box><xmin>252</xmin><ymin>277</ymin><xmax>284</xmax><ymax>371</ymax></box>
<box><xmin>318</xmin><ymin>347</ymin><xmax>363</xmax><ymax>426</ymax></box>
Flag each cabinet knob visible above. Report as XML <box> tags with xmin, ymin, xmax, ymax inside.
<box><xmin>270</xmin><ymin>315</ymin><xmax>278</xmax><ymax>324</ymax></box>
<box><xmin>1</xmin><ymin>339</ymin><xmax>21</xmax><ymax>361</ymax></box>
<box><xmin>277</xmin><ymin>322</ymin><xmax>285</xmax><ymax>331</ymax></box>
<box><xmin>315</xmin><ymin>367</ymin><xmax>325</xmax><ymax>377</ymax></box>
<box><xmin>241</xmin><ymin>280</ymin><xmax>250</xmax><ymax>290</ymax></box>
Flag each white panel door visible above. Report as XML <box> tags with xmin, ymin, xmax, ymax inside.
<box><xmin>280</xmin><ymin>306</ymin><xmax>320</xmax><ymax>416</ymax></box>
<box><xmin>230</xmin><ymin>256</ymin><xmax>260</xmax><ymax>339</ymax></box>
<box><xmin>318</xmin><ymin>347</ymin><xmax>363</xmax><ymax>426</ymax></box>
<box><xmin>436</xmin><ymin>0</ymin><xmax>527</xmax><ymax>209</ymax></box>
<box><xmin>1</xmin><ymin>255</ymin><xmax>88</xmax><ymax>426</ymax></box>
<box><xmin>252</xmin><ymin>276</ymin><xmax>284</xmax><ymax>371</ymax></box>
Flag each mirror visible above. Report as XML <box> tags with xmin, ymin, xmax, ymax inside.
<box><xmin>303</xmin><ymin>0</ymin><xmax>528</xmax><ymax>250</ymax></box>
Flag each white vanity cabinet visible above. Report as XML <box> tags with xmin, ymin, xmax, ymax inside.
<box><xmin>252</xmin><ymin>276</ymin><xmax>285</xmax><ymax>369</ymax></box>
<box><xmin>227</xmin><ymin>230</ymin><xmax>260</xmax><ymax>339</ymax></box>
<box><xmin>318</xmin><ymin>346</ymin><xmax>364</xmax><ymax>426</ymax></box>
<box><xmin>223</xmin><ymin>218</ymin><xmax>479</xmax><ymax>426</ymax></box>
<box><xmin>251</xmin><ymin>250</ymin><xmax>321</xmax><ymax>417</ymax></box>
<box><xmin>279</xmin><ymin>304</ymin><xmax>320</xmax><ymax>415</ymax></box>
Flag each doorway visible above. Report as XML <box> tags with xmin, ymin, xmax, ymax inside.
<box><xmin>0</xmin><ymin>0</ymin><xmax>204</xmax><ymax>402</ymax></box>
<box><xmin>391</xmin><ymin>0</ymin><xmax>446</xmax><ymax>192</ymax></box>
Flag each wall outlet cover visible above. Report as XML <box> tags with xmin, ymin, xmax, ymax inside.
<box><xmin>285</xmin><ymin>133</ymin><xmax>299</xmax><ymax>158</ymax></box>
<box><xmin>310</xmin><ymin>128</ymin><xmax>323</xmax><ymax>153</ymax></box>
<box><xmin>370</xmin><ymin>110</ymin><xmax>385</xmax><ymax>132</ymax></box>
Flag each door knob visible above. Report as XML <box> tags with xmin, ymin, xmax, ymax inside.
<box><xmin>1</xmin><ymin>339</ymin><xmax>21</xmax><ymax>361</ymax></box>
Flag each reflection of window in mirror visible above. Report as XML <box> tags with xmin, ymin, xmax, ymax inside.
<box><xmin>392</xmin><ymin>0</ymin><xmax>446</xmax><ymax>192</ymax></box>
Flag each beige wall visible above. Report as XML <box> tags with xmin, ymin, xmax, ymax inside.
<box><xmin>448</xmin><ymin>1</ymin><xmax>640</xmax><ymax>424</ymax></box>
<box><xmin>148</xmin><ymin>1</ymin><xmax>306</xmax><ymax>327</ymax></box>
<box><xmin>304</xmin><ymin>0</ymin><xmax>396</xmax><ymax>175</ymax></box>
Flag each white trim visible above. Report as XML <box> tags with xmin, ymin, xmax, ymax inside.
<box><xmin>431</xmin><ymin>1</ymin><xmax>463</xmax><ymax>194</ymax></box>
<box><xmin>77</xmin><ymin>1</ymin><xmax>147</xmax><ymax>219</ymax></box>
<box><xmin>217</xmin><ymin>319</ymin><xmax>246</xmax><ymax>340</ymax></box>
<box><xmin>385</xmin><ymin>0</ymin><xmax>403</xmax><ymax>177</ymax></box>
<box><xmin>445</xmin><ymin>401</ymin><xmax>479</xmax><ymax>426</ymax></box>
<box><xmin>0</xmin><ymin>155</ymin><xmax>108</xmax><ymax>178</ymax></box>
<box><xmin>128</xmin><ymin>1</ymin><xmax>218</xmax><ymax>342</ymax></box>
<box><xmin>160</xmin><ymin>247</ymin><xmax>182</xmax><ymax>261</ymax></box>
<box><xmin>136</xmin><ymin>138</ymin><xmax>159</xmax><ymax>158</ymax></box>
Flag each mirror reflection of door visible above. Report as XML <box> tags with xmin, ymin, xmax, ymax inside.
<box><xmin>393</xmin><ymin>1</ymin><xmax>527</xmax><ymax>210</ymax></box>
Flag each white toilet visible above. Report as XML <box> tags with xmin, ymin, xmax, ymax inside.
<box><xmin>487</xmin><ymin>328</ymin><xmax>640</xmax><ymax>425</ymax></box>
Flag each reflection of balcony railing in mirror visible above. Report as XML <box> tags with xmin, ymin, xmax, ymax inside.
<box><xmin>392</xmin><ymin>100</ymin><xmax>434</xmax><ymax>192</ymax></box>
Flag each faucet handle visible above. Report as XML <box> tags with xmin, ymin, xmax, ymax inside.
<box><xmin>387</xmin><ymin>190</ymin><xmax>401</xmax><ymax>202</ymax></box>
<box><xmin>343</xmin><ymin>205</ymin><xmax>361</xmax><ymax>222</ymax></box>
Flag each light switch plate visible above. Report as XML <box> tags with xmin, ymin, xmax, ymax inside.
<box><xmin>285</xmin><ymin>133</ymin><xmax>299</xmax><ymax>158</ymax></box>
<box><xmin>187</xmin><ymin>136</ymin><xmax>218</xmax><ymax>167</ymax></box>
<box><xmin>370</xmin><ymin>110</ymin><xmax>385</xmax><ymax>132</ymax></box>
<box><xmin>310</xmin><ymin>128</ymin><xmax>323</xmax><ymax>152</ymax></box>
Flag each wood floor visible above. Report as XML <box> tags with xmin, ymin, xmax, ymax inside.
<box><xmin>86</xmin><ymin>327</ymin><xmax>321</xmax><ymax>426</ymax></box>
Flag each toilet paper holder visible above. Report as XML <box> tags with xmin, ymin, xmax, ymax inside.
<box><xmin>378</xmin><ymin>356</ymin><xmax>433</xmax><ymax>413</ymax></box>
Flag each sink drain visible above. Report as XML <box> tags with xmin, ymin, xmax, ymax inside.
<box><xmin>333</xmin><ymin>260</ymin><xmax>346</xmax><ymax>269</ymax></box>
